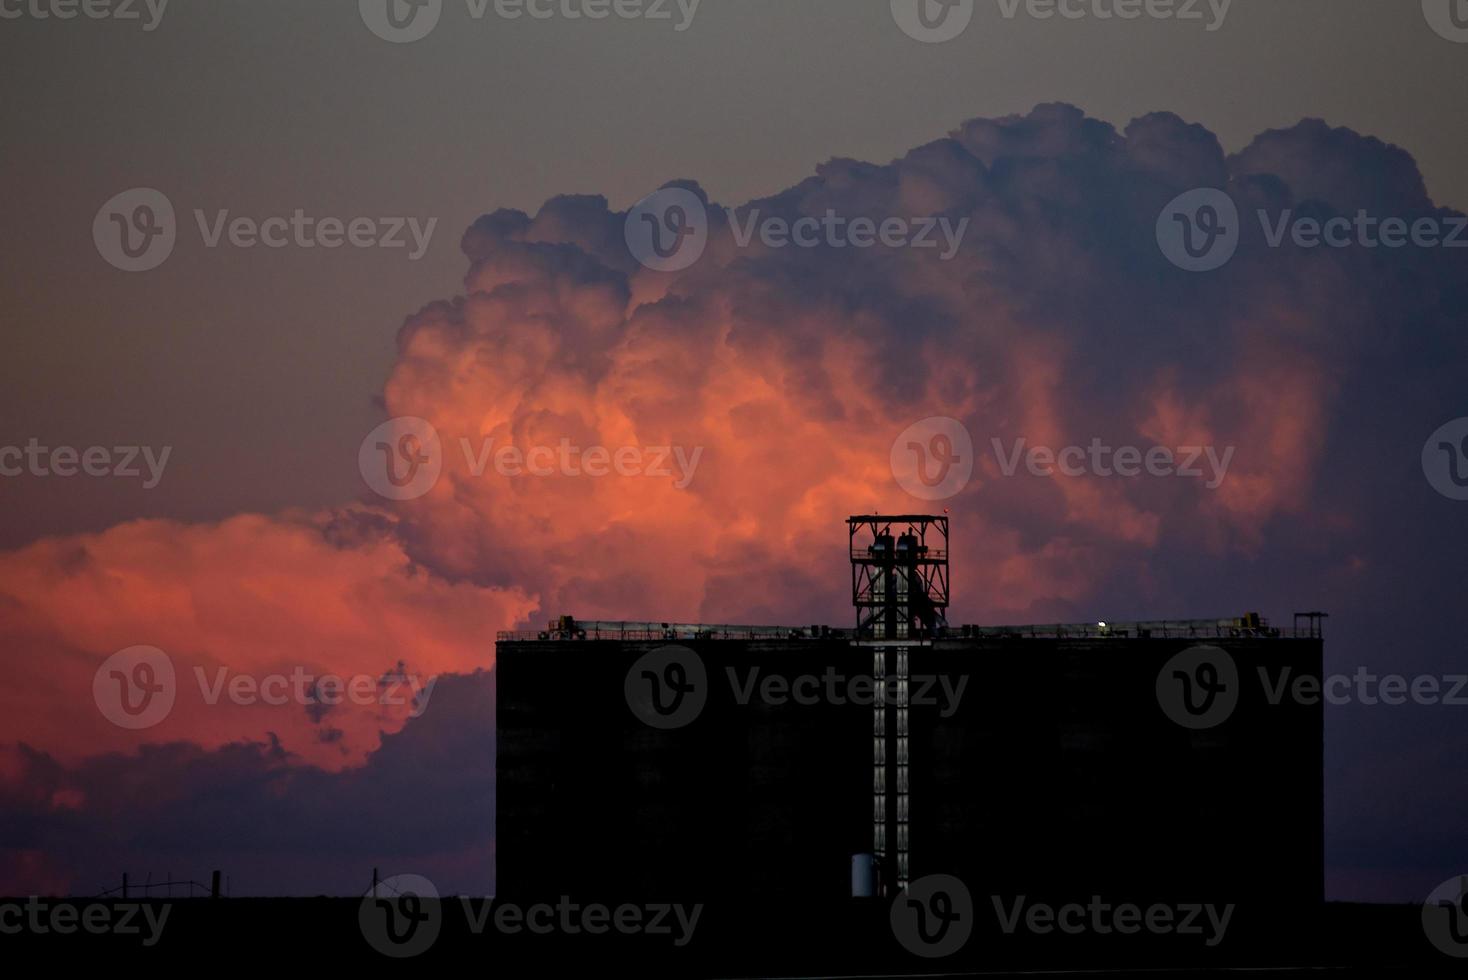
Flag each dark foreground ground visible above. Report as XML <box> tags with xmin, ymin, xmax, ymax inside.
<box><xmin>1</xmin><ymin>896</ymin><xmax>1463</xmax><ymax>976</ymax></box>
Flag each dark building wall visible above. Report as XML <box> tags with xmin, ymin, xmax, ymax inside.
<box><xmin>910</xmin><ymin>638</ymin><xmax>1323</xmax><ymax>907</ymax></box>
<box><xmin>497</xmin><ymin>636</ymin><xmax>1322</xmax><ymax>908</ymax></box>
<box><xmin>496</xmin><ymin>640</ymin><xmax>870</xmax><ymax>903</ymax></box>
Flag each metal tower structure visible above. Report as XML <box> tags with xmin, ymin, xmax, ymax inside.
<box><xmin>849</xmin><ymin>515</ymin><xmax>949</xmax><ymax>896</ymax></box>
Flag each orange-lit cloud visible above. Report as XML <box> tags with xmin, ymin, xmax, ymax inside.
<box><xmin>3</xmin><ymin>106</ymin><xmax>1444</xmax><ymax>775</ymax></box>
<box><xmin>0</xmin><ymin>512</ymin><xmax>533</xmax><ymax>770</ymax></box>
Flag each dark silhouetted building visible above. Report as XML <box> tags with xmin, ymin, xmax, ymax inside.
<box><xmin>496</xmin><ymin>518</ymin><xmax>1323</xmax><ymax>915</ymax></box>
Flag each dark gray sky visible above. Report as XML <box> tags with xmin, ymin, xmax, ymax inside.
<box><xmin>2</xmin><ymin>0</ymin><xmax>1465</xmax><ymax>546</ymax></box>
<box><xmin>4</xmin><ymin>1</ymin><xmax>1468</xmax><ymax>906</ymax></box>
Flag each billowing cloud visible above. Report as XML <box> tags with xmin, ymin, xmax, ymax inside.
<box><xmin>0</xmin><ymin>511</ymin><xmax>532</xmax><ymax>771</ymax></box>
<box><xmin>381</xmin><ymin>103</ymin><xmax>1464</xmax><ymax>628</ymax></box>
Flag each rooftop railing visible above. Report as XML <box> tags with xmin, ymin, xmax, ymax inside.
<box><xmin>496</xmin><ymin>617</ymin><xmax>1316</xmax><ymax>642</ymax></box>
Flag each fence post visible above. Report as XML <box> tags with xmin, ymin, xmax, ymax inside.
<box><xmin>211</xmin><ymin>870</ymin><xmax>222</xmax><ymax>899</ymax></box>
